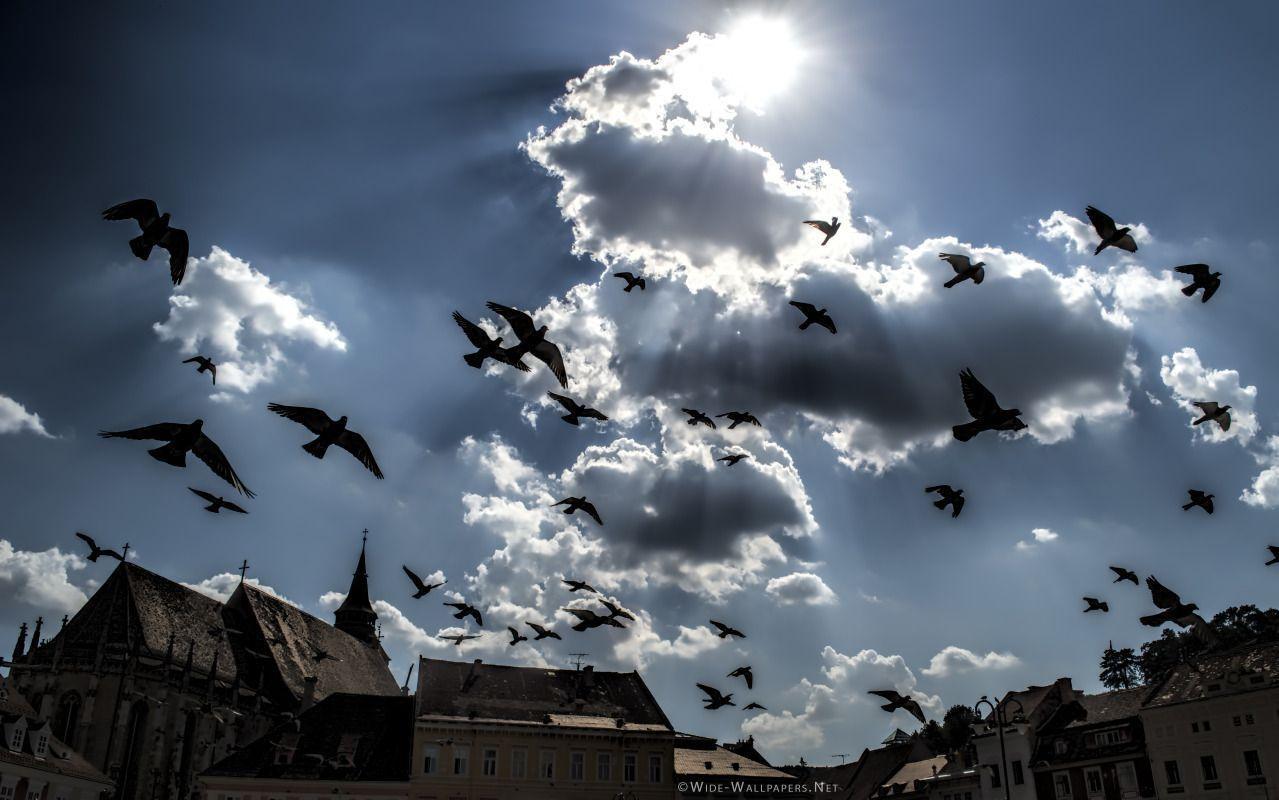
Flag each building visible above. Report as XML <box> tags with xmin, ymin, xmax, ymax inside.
<box><xmin>0</xmin><ymin>672</ymin><xmax>113</xmax><ymax>800</ymax></box>
<box><xmin>1030</xmin><ymin>686</ymin><xmax>1155</xmax><ymax>800</ymax></box>
<box><xmin>871</xmin><ymin>754</ymin><xmax>949</xmax><ymax>800</ymax></box>
<box><xmin>1140</xmin><ymin>641</ymin><xmax>1278</xmax><ymax>800</ymax></box>
<box><xmin>972</xmin><ymin>678</ymin><xmax>1080</xmax><ymax>800</ymax></box>
<box><xmin>914</xmin><ymin>753</ymin><xmax>983</xmax><ymax>800</ymax></box>
<box><xmin>822</xmin><ymin>729</ymin><xmax>935</xmax><ymax>800</ymax></box>
<box><xmin>676</xmin><ymin>734</ymin><xmax>810</xmax><ymax>797</ymax></box>
<box><xmin>6</xmin><ymin>539</ymin><xmax>401</xmax><ymax>799</ymax></box>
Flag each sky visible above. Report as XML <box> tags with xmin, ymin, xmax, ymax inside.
<box><xmin>3</xmin><ymin>1</ymin><xmax>1278</xmax><ymax>765</ymax></box>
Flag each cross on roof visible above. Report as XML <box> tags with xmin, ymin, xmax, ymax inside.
<box><xmin>238</xmin><ymin>559</ymin><xmax>250</xmax><ymax>583</ymax></box>
<box><xmin>121</xmin><ymin>542</ymin><xmax>131</xmax><ymax>561</ymax></box>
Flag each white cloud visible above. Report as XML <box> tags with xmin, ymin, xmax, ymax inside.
<box><xmin>1037</xmin><ymin>210</ymin><xmax>1152</xmax><ymax>256</ymax></box>
<box><xmin>182</xmin><ymin>572</ymin><xmax>296</xmax><ymax>605</ymax></box>
<box><xmin>765</xmin><ymin>572</ymin><xmax>838</xmax><ymax>606</ymax></box>
<box><xmin>0</xmin><ymin>394</ymin><xmax>51</xmax><ymax>437</ymax></box>
<box><xmin>921</xmin><ymin>646</ymin><xmax>1021</xmax><ymax>677</ymax></box>
<box><xmin>153</xmin><ymin>247</ymin><xmax>346</xmax><ymax>394</ymax></box>
<box><xmin>1015</xmin><ymin>527</ymin><xmax>1059</xmax><ymax>551</ymax></box>
<box><xmin>1159</xmin><ymin>347</ymin><xmax>1259</xmax><ymax>445</ymax></box>
<box><xmin>1241</xmin><ymin>436</ymin><xmax>1279</xmax><ymax>509</ymax></box>
<box><xmin>0</xmin><ymin>540</ymin><xmax>87</xmax><ymax>613</ymax></box>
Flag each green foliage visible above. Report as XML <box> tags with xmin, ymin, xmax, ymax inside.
<box><xmin>1130</xmin><ymin>605</ymin><xmax>1279</xmax><ymax>684</ymax></box>
<box><xmin>1099</xmin><ymin>644</ymin><xmax>1140</xmax><ymax>689</ymax></box>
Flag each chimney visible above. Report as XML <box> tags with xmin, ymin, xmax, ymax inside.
<box><xmin>11</xmin><ymin>623</ymin><xmax>28</xmax><ymax>663</ymax></box>
<box><xmin>28</xmin><ymin>617</ymin><xmax>43</xmax><ymax>657</ymax></box>
<box><xmin>300</xmin><ymin>676</ymin><xmax>318</xmax><ymax>712</ymax></box>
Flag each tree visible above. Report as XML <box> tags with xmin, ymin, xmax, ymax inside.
<box><xmin>1099</xmin><ymin>642</ymin><xmax>1140</xmax><ymax>689</ymax></box>
<box><xmin>941</xmin><ymin>704</ymin><xmax>980</xmax><ymax>752</ymax></box>
<box><xmin>1128</xmin><ymin>605</ymin><xmax>1279</xmax><ymax>684</ymax></box>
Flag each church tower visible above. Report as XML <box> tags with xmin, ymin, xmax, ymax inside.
<box><xmin>333</xmin><ymin>530</ymin><xmax>378</xmax><ymax>645</ymax></box>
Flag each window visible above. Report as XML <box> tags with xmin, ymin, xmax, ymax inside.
<box><xmin>1245</xmin><ymin>713</ymin><xmax>1255</xmax><ymax>725</ymax></box>
<box><xmin>1013</xmin><ymin>761</ymin><xmax>1025</xmax><ymax>786</ymax></box>
<box><xmin>422</xmin><ymin>744</ymin><xmax>439</xmax><ymax>774</ymax></box>
<box><xmin>649</xmin><ymin>753</ymin><xmax>663</xmax><ymax>783</ymax></box>
<box><xmin>1200</xmin><ymin>755</ymin><xmax>1219</xmax><ymax>783</ymax></box>
<box><xmin>1244</xmin><ymin>750</ymin><xmax>1264</xmax><ymax>778</ymax></box>
<box><xmin>570</xmin><ymin>751</ymin><xmax>585</xmax><ymax>780</ymax></box>
<box><xmin>1202</xmin><ymin>720</ymin><xmax>1212</xmax><ymax>732</ymax></box>
<box><xmin>1116</xmin><ymin>762</ymin><xmax>1137</xmax><ymax>793</ymax></box>
<box><xmin>34</xmin><ymin>732</ymin><xmax>48</xmax><ymax>757</ymax></box>
<box><xmin>1085</xmin><ymin>767</ymin><xmax>1104</xmax><ymax>796</ymax></box>
<box><xmin>990</xmin><ymin>765</ymin><xmax>1002</xmax><ymax>788</ymax></box>
<box><xmin>0</xmin><ymin>786</ymin><xmax>13</xmax><ymax>800</ymax></box>
<box><xmin>511</xmin><ymin>748</ymin><xmax>528</xmax><ymax>779</ymax></box>
<box><xmin>624</xmin><ymin>752</ymin><xmax>638</xmax><ymax>782</ymax></box>
<box><xmin>540</xmin><ymin>749</ymin><xmax>555</xmax><ymax>780</ymax></box>
<box><xmin>964</xmin><ymin>793</ymin><xmax>972</xmax><ymax>800</ymax></box>
<box><xmin>1053</xmin><ymin>773</ymin><xmax>1072</xmax><ymax>799</ymax></box>
<box><xmin>1165</xmin><ymin>760</ymin><xmax>1182</xmax><ymax>786</ymax></box>
<box><xmin>1191</xmin><ymin>722</ymin><xmax>1199</xmax><ymax>733</ymax></box>
<box><xmin>1092</xmin><ymin>729</ymin><xmax>1131</xmax><ymax>746</ymax></box>
<box><xmin>9</xmin><ymin>727</ymin><xmax>24</xmax><ymax>751</ymax></box>
<box><xmin>597</xmin><ymin>751</ymin><xmax>613</xmax><ymax>781</ymax></box>
<box><xmin>1233</xmin><ymin>716</ymin><xmax>1242</xmax><ymax>727</ymax></box>
<box><xmin>453</xmin><ymin>745</ymin><xmax>470</xmax><ymax>776</ymax></box>
<box><xmin>482</xmin><ymin>747</ymin><xmax>498</xmax><ymax>777</ymax></box>
<box><xmin>1055</xmin><ymin>739</ymin><xmax>1069</xmax><ymax>755</ymax></box>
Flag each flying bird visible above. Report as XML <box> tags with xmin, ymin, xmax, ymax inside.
<box><xmin>1175</xmin><ymin>265</ymin><xmax>1222</xmax><ymax>303</ymax></box>
<box><xmin>938</xmin><ymin>253</ymin><xmax>987</xmax><ymax>288</ymax></box>
<box><xmin>1266</xmin><ymin>546</ymin><xmax>1279</xmax><ymax>566</ymax></box>
<box><xmin>187</xmin><ymin>488</ymin><xmax>248</xmax><ymax>515</ymax></box>
<box><xmin>525</xmin><ymin>622</ymin><xmax>562</xmax><ymax>641</ymax></box>
<box><xmin>1109</xmin><ymin>566</ymin><xmax>1139</xmax><ymax>585</ymax></box>
<box><xmin>867</xmin><ymin>690</ymin><xmax>927</xmax><ymax>725</ymax></box>
<box><xmin>402</xmin><ymin>566</ymin><xmax>445</xmax><ymax>599</ymax></box>
<box><xmin>1192</xmin><ymin>401</ymin><xmax>1232</xmax><ymax>431</ymax></box>
<box><xmin>788</xmin><ymin>301</ymin><xmax>837</xmax><ymax>334</ymax></box>
<box><xmin>439</xmin><ymin>633</ymin><xmax>480</xmax><ymax>647</ymax></box>
<box><xmin>727</xmin><ymin>666</ymin><xmax>754</xmax><ymax>690</ymax></box>
<box><xmin>599</xmin><ymin>599</ymin><xmax>636</xmax><ymax>621</ymax></box>
<box><xmin>182</xmin><ymin>356</ymin><xmax>217</xmax><ymax>384</ymax></box>
<box><xmin>563</xmin><ymin>607</ymin><xmax>625</xmax><ymax>631</ymax></box>
<box><xmin>486</xmin><ymin>302</ymin><xmax>568</xmax><ymax>388</ymax></box>
<box><xmin>553</xmin><ymin>496</ymin><xmax>603</xmax><ymax>526</ymax></box>
<box><xmin>743</xmin><ymin>702</ymin><xmax>768</xmax><ymax>711</ymax></box>
<box><xmin>452</xmin><ymin>311</ymin><xmax>531</xmax><ymax>372</ymax></box>
<box><xmin>1140</xmin><ymin>576</ymin><xmax>1218</xmax><ymax>645</ymax></box>
<box><xmin>697</xmin><ymin>683</ymin><xmax>736</xmax><ymax>710</ymax></box>
<box><xmin>507</xmin><ymin>626</ymin><xmax>528</xmax><ymax>646</ymax></box>
<box><xmin>1085</xmin><ymin>205</ymin><xmax>1138</xmax><ymax>255</ymax></box>
<box><xmin>716</xmin><ymin>411</ymin><xmax>762</xmax><ymax>430</ymax></box>
<box><xmin>266</xmin><ymin>403</ymin><xmax>384</xmax><ymax>479</ymax></box>
<box><xmin>613</xmin><ymin>272</ymin><xmax>646</xmax><ymax>292</ymax></box>
<box><xmin>709</xmin><ymin>620</ymin><xmax>745</xmax><ymax>640</ymax></box>
<box><xmin>74</xmin><ymin>532</ymin><xmax>124</xmax><ymax>563</ymax></box>
<box><xmin>924</xmin><ymin>485</ymin><xmax>965</xmax><ymax>518</ymax></box>
<box><xmin>682</xmin><ymin>408</ymin><xmax>716</xmax><ymax>429</ymax></box>
<box><xmin>99</xmin><ymin>419</ymin><xmax>254</xmax><ymax>497</ymax></box>
<box><xmin>562</xmin><ymin>578</ymin><xmax>598</xmax><ymax>594</ymax></box>
<box><xmin>952</xmin><ymin>369</ymin><xmax>1026</xmax><ymax>442</ymax></box>
<box><xmin>311</xmin><ymin>647</ymin><xmax>341</xmax><ymax>663</ymax></box>
<box><xmin>444</xmin><ymin>601</ymin><xmax>483</xmax><ymax>627</ymax></box>
<box><xmin>803</xmin><ymin>217</ymin><xmax>840</xmax><ymax>246</ymax></box>
<box><xmin>547</xmin><ymin>392</ymin><xmax>608</xmax><ymax>427</ymax></box>
<box><xmin>101</xmin><ymin>198</ymin><xmax>190</xmax><ymax>284</ymax></box>
<box><xmin>1183</xmin><ymin>489</ymin><xmax>1215</xmax><ymax>515</ymax></box>
<box><xmin>718</xmin><ymin>453</ymin><xmax>749</xmax><ymax>467</ymax></box>
<box><xmin>1083</xmin><ymin>597</ymin><xmax>1110</xmax><ymax>613</ymax></box>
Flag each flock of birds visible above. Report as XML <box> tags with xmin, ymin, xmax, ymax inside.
<box><xmin>83</xmin><ymin>193</ymin><xmax>1269</xmax><ymax>727</ymax></box>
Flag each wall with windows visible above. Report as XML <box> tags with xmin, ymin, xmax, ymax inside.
<box><xmin>972</xmin><ymin>722</ymin><xmax>1037</xmax><ymax>800</ymax></box>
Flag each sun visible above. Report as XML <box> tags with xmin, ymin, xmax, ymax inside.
<box><xmin>716</xmin><ymin>15</ymin><xmax>805</xmax><ymax>111</ymax></box>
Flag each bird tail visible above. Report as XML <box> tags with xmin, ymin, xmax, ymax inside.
<box><xmin>879</xmin><ymin>702</ymin><xmax>895</xmax><ymax>713</ymax></box>
<box><xmin>943</xmin><ymin>275</ymin><xmax>963</xmax><ymax>289</ymax></box>
<box><xmin>147</xmin><ymin>442</ymin><xmax>187</xmax><ymax>467</ymax></box>
<box><xmin>952</xmin><ymin>421</ymin><xmax>982</xmax><ymax>442</ymax></box>
<box><xmin>798</xmin><ymin>320</ymin><xmax>811</xmax><ymax>330</ymax></box>
<box><xmin>933</xmin><ymin>499</ymin><xmax>948</xmax><ymax>510</ymax></box>
<box><xmin>204</xmin><ymin>503</ymin><xmax>220</xmax><ymax>513</ymax></box>
<box><xmin>1100</xmin><ymin>603</ymin><xmax>1109</xmax><ymax>612</ymax></box>
<box><xmin>623</xmin><ymin>284</ymin><xmax>634</xmax><ymax>293</ymax></box>
<box><xmin>1139</xmin><ymin>613</ymin><xmax>1166</xmax><ymax>627</ymax></box>
<box><xmin>561</xmin><ymin>413</ymin><xmax>580</xmax><ymax>426</ymax></box>
<box><xmin>129</xmin><ymin>235</ymin><xmax>154</xmax><ymax>260</ymax></box>
<box><xmin>302</xmin><ymin>438</ymin><xmax>330</xmax><ymax>459</ymax></box>
<box><xmin>1181</xmin><ymin>502</ymin><xmax>1194</xmax><ymax>511</ymax></box>
<box><xmin>1093</xmin><ymin>242</ymin><xmax>1107</xmax><ymax>256</ymax></box>
<box><xmin>1268</xmin><ymin>556</ymin><xmax>1279</xmax><ymax>566</ymax></box>
<box><xmin>1181</xmin><ymin>285</ymin><xmax>1197</xmax><ymax>297</ymax></box>
<box><xmin>463</xmin><ymin>350</ymin><xmax>486</xmax><ymax>369</ymax></box>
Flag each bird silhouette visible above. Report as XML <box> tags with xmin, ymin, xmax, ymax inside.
<box><xmin>743</xmin><ymin>702</ymin><xmax>767</xmax><ymax>711</ymax></box>
<box><xmin>452</xmin><ymin>311</ymin><xmax>531</xmax><ymax>372</ymax></box>
<box><xmin>682</xmin><ymin>408</ymin><xmax>716</xmax><ymax>429</ymax></box>
<box><xmin>547</xmin><ymin>392</ymin><xmax>608</xmax><ymax>426</ymax></box>
<box><xmin>99</xmin><ymin>419</ymin><xmax>254</xmax><ymax>497</ymax></box>
<box><xmin>444</xmin><ymin>601</ymin><xmax>483</xmax><ymax>627</ymax></box>
<box><xmin>803</xmin><ymin>217</ymin><xmax>840</xmax><ymax>246</ymax></box>
<box><xmin>102</xmin><ymin>199</ymin><xmax>190</xmax><ymax>284</ymax></box>
<box><xmin>553</xmin><ymin>496</ymin><xmax>603</xmax><ymax>526</ymax></box>
<box><xmin>1083</xmin><ymin>597</ymin><xmax>1109</xmax><ymax>613</ymax></box>
<box><xmin>267</xmin><ymin>403</ymin><xmax>383</xmax><ymax>479</ymax></box>
<box><xmin>924</xmin><ymin>485</ymin><xmax>965</xmax><ymax>518</ymax></box>
<box><xmin>727</xmin><ymin>666</ymin><xmax>754</xmax><ymax>690</ymax></box>
<box><xmin>1085</xmin><ymin>206</ymin><xmax>1138</xmax><ymax>255</ymax></box>
<box><xmin>507</xmin><ymin>626</ymin><xmax>529</xmax><ymax>646</ymax></box>
<box><xmin>613</xmin><ymin>272</ymin><xmax>646</xmax><ymax>292</ymax></box>
<box><xmin>867</xmin><ymin>690</ymin><xmax>927</xmax><ymax>724</ymax></box>
<box><xmin>563</xmin><ymin>607</ymin><xmax>625</xmax><ymax>631</ymax></box>
<box><xmin>709</xmin><ymin>620</ymin><xmax>745</xmax><ymax>639</ymax></box>
<box><xmin>525</xmin><ymin>622</ymin><xmax>562</xmax><ymax>641</ymax></box>
<box><xmin>952</xmin><ymin>369</ymin><xmax>1026</xmax><ymax>442</ymax></box>
<box><xmin>599</xmin><ymin>599</ymin><xmax>636</xmax><ymax>621</ymax></box>
<box><xmin>486</xmin><ymin>302</ymin><xmax>568</xmax><ymax>387</ymax></box>
<box><xmin>1192</xmin><ymin>401</ymin><xmax>1232</xmax><ymax>431</ymax></box>
<box><xmin>1267</xmin><ymin>546</ymin><xmax>1279</xmax><ymax>566</ymax></box>
<box><xmin>938</xmin><ymin>253</ymin><xmax>987</xmax><ymax>288</ymax></box>
<box><xmin>718</xmin><ymin>453</ymin><xmax>749</xmax><ymax>467</ymax></box>
<box><xmin>716</xmin><ymin>411</ymin><xmax>762</xmax><ymax>430</ymax></box>
<box><xmin>562</xmin><ymin>578</ymin><xmax>598</xmax><ymax>594</ymax></box>
<box><xmin>74</xmin><ymin>532</ymin><xmax>124</xmax><ymax>563</ymax></box>
<box><xmin>402</xmin><ymin>566</ymin><xmax>445</xmax><ymax>599</ymax></box>
<box><xmin>1183</xmin><ymin>489</ymin><xmax>1214</xmax><ymax>514</ymax></box>
<box><xmin>311</xmin><ymin>647</ymin><xmax>341</xmax><ymax>663</ymax></box>
<box><xmin>182</xmin><ymin>356</ymin><xmax>217</xmax><ymax>384</ymax></box>
<box><xmin>788</xmin><ymin>301</ymin><xmax>837</xmax><ymax>334</ymax></box>
<box><xmin>188</xmin><ymin>488</ymin><xmax>247</xmax><ymax>514</ymax></box>
<box><xmin>1140</xmin><ymin>576</ymin><xmax>1218</xmax><ymax>645</ymax></box>
<box><xmin>697</xmin><ymin>683</ymin><xmax>736</xmax><ymax>710</ymax></box>
<box><xmin>439</xmin><ymin>633</ymin><xmax>480</xmax><ymax>647</ymax></box>
<box><xmin>1175</xmin><ymin>265</ymin><xmax>1222</xmax><ymax>303</ymax></box>
<box><xmin>1109</xmin><ymin>566</ymin><xmax>1139</xmax><ymax>585</ymax></box>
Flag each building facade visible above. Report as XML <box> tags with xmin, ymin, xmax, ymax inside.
<box><xmin>1030</xmin><ymin>686</ymin><xmax>1155</xmax><ymax>800</ymax></box>
<box><xmin>0</xmin><ymin>672</ymin><xmax>113</xmax><ymax>800</ymax></box>
<box><xmin>676</xmin><ymin>734</ymin><xmax>811</xmax><ymax>797</ymax></box>
<box><xmin>972</xmin><ymin>678</ymin><xmax>1080</xmax><ymax>800</ymax></box>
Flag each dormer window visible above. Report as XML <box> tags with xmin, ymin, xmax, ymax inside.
<box><xmin>35</xmin><ymin>732</ymin><xmax>49</xmax><ymax>757</ymax></box>
<box><xmin>1055</xmin><ymin>740</ymin><xmax>1068</xmax><ymax>755</ymax></box>
<box><xmin>9</xmin><ymin>726</ymin><xmax>25</xmax><ymax>751</ymax></box>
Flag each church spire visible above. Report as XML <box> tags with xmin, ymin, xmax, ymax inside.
<box><xmin>334</xmin><ymin>529</ymin><xmax>377</xmax><ymax>645</ymax></box>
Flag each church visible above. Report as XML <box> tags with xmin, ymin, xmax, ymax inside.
<box><xmin>5</xmin><ymin>540</ymin><xmax>402</xmax><ymax>799</ymax></box>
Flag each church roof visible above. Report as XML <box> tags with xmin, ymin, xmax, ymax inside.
<box><xmin>334</xmin><ymin>541</ymin><xmax>374</xmax><ymax>617</ymax></box>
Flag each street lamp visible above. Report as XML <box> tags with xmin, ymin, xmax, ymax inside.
<box><xmin>974</xmin><ymin>695</ymin><xmax>1026</xmax><ymax>800</ymax></box>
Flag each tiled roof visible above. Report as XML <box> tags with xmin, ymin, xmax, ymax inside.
<box><xmin>1143</xmin><ymin>640</ymin><xmax>1279</xmax><ymax>707</ymax></box>
<box><xmin>881</xmin><ymin>756</ymin><xmax>948</xmax><ymax>789</ymax></box>
<box><xmin>1065</xmin><ymin>686</ymin><xmax>1149</xmax><ymax>727</ymax></box>
<box><xmin>675</xmin><ymin>745</ymin><xmax>797</xmax><ymax>779</ymax></box>
<box><xmin>0</xmin><ymin>677</ymin><xmax>112</xmax><ymax>786</ymax></box>
<box><xmin>841</xmin><ymin>739</ymin><xmax>934</xmax><ymax>800</ymax></box>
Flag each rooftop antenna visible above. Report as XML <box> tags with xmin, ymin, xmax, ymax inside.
<box><xmin>568</xmin><ymin>653</ymin><xmax>590</xmax><ymax>671</ymax></box>
<box><xmin>238</xmin><ymin>559</ymin><xmax>250</xmax><ymax>584</ymax></box>
<box><xmin>830</xmin><ymin>754</ymin><xmax>850</xmax><ymax>764</ymax></box>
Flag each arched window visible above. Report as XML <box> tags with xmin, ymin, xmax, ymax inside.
<box><xmin>53</xmin><ymin>691</ymin><xmax>82</xmax><ymax>745</ymax></box>
<box><xmin>118</xmin><ymin>700</ymin><xmax>150</xmax><ymax>800</ymax></box>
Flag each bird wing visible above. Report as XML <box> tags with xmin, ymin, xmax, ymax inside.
<box><xmin>189</xmin><ymin>487</ymin><xmax>219</xmax><ymax>503</ymax></box>
<box><xmin>1112</xmin><ymin>234</ymin><xmax>1138</xmax><ymax>253</ymax></box>
<box><xmin>1146</xmin><ymin>576</ymin><xmax>1182</xmax><ymax>609</ymax></box>
<box><xmin>192</xmin><ymin>434</ymin><xmax>255</xmax><ymax>498</ymax></box>
<box><xmin>266</xmin><ymin>403</ymin><xmax>333</xmax><ymax>434</ymax></box>
<box><xmin>581</xmin><ymin>501</ymin><xmax>603</xmax><ymax>525</ymax></box>
<box><xmin>221</xmin><ymin>500</ymin><xmax>248</xmax><ymax>514</ymax></box>
<box><xmin>102</xmin><ymin>198</ymin><xmax>159</xmax><ymax>227</ymax></box>
<box><xmin>183</xmin><ymin>356</ymin><xmax>202</xmax><ymax>365</ymax></box>
<box><xmin>1218</xmin><ymin>412</ymin><xmax>1231</xmax><ymax>431</ymax></box>
<box><xmin>335</xmin><ymin>430</ymin><xmax>384</xmax><ymax>479</ymax></box>
<box><xmin>403</xmin><ymin>565</ymin><xmax>426</xmax><ymax>591</ymax></box>
<box><xmin>1269</xmin><ymin>546</ymin><xmax>1279</xmax><ymax>557</ymax></box>
<box><xmin>709</xmin><ymin>620</ymin><xmax>728</xmax><ymax>634</ymax></box>
<box><xmin>486</xmin><ymin>302</ymin><xmax>537</xmax><ymax>339</ymax></box>
<box><xmin>697</xmin><ymin>683</ymin><xmax>724</xmax><ymax>702</ymax></box>
<box><xmin>1175</xmin><ymin>264</ymin><xmax>1211</xmax><ymax>279</ymax></box>
<box><xmin>952</xmin><ymin>495</ymin><xmax>965</xmax><ymax>515</ymax></box>
<box><xmin>924</xmin><ymin>485</ymin><xmax>951</xmax><ymax>494</ymax></box>
<box><xmin>789</xmin><ymin>300</ymin><xmax>818</xmax><ymax>316</ymax></box>
<box><xmin>959</xmin><ymin>369</ymin><xmax>999</xmax><ymax>418</ymax></box>
<box><xmin>100</xmin><ymin>549</ymin><xmax>125</xmax><ymax>561</ymax></box>
<box><xmin>938</xmin><ymin>253</ymin><xmax>972</xmax><ymax>273</ymax></box>
<box><xmin>1201</xmin><ymin>277</ymin><xmax>1221</xmax><ymax>302</ymax></box>
<box><xmin>547</xmin><ymin>392</ymin><xmax>576</xmax><ymax>412</ymax></box>
<box><xmin>614</xmin><ymin>272</ymin><xmax>635</xmax><ymax>281</ymax></box>
<box><xmin>867</xmin><ymin>689</ymin><xmax>901</xmax><ymax>703</ymax></box>
<box><xmin>903</xmin><ymin>698</ymin><xmax>927</xmax><ymax>724</ymax></box>
<box><xmin>803</xmin><ymin>220</ymin><xmax>831</xmax><ymax>234</ymax></box>
<box><xmin>1085</xmin><ymin>206</ymin><xmax>1117</xmax><ymax>237</ymax></box>
<box><xmin>452</xmin><ymin>311</ymin><xmax>495</xmax><ymax>348</ymax></box>
<box><xmin>1108</xmin><ymin>566</ymin><xmax>1129</xmax><ymax>580</ymax></box>
<box><xmin>1084</xmin><ymin>597</ymin><xmax>1101</xmax><ymax>606</ymax></box>
<box><xmin>159</xmin><ymin>228</ymin><xmax>189</xmax><ymax>284</ymax></box>
<box><xmin>98</xmin><ymin>422</ymin><xmax>186</xmax><ymax>442</ymax></box>
<box><xmin>1188</xmin><ymin>489</ymin><xmax>1206</xmax><ymax>501</ymax></box>
<box><xmin>530</xmin><ymin>340</ymin><xmax>568</xmax><ymax>387</ymax></box>
<box><xmin>75</xmin><ymin>531</ymin><xmax>97</xmax><ymax>550</ymax></box>
<box><xmin>1193</xmin><ymin>401</ymin><xmax>1220</xmax><ymax>415</ymax></box>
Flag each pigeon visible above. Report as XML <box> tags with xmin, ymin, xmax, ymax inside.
<box><xmin>716</xmin><ymin>411</ymin><xmax>762</xmax><ymax>430</ymax></box>
<box><xmin>938</xmin><ymin>253</ymin><xmax>987</xmax><ymax>288</ymax></box>
<box><xmin>1267</xmin><ymin>546</ymin><xmax>1279</xmax><ymax>566</ymax></box>
<box><xmin>452</xmin><ymin>311</ymin><xmax>531</xmax><ymax>372</ymax></box>
<box><xmin>182</xmin><ymin>356</ymin><xmax>217</xmax><ymax>385</ymax></box>
<box><xmin>1109</xmin><ymin>566</ymin><xmax>1139</xmax><ymax>585</ymax></box>
<box><xmin>613</xmin><ymin>272</ymin><xmax>646</xmax><ymax>292</ymax></box>
<box><xmin>1140</xmin><ymin>576</ymin><xmax>1217</xmax><ymax>645</ymax></box>
<box><xmin>1083</xmin><ymin>597</ymin><xmax>1110</xmax><ymax>613</ymax></box>
<box><xmin>788</xmin><ymin>301</ymin><xmax>837</xmax><ymax>334</ymax></box>
<box><xmin>402</xmin><ymin>566</ymin><xmax>445</xmax><ymax>599</ymax></box>
<box><xmin>101</xmin><ymin>199</ymin><xmax>190</xmax><ymax>284</ymax></box>
<box><xmin>507</xmin><ymin>626</ymin><xmax>529</xmax><ymax>646</ymax></box>
<box><xmin>74</xmin><ymin>532</ymin><xmax>124</xmax><ymax>563</ymax></box>
<box><xmin>1192</xmin><ymin>402</ymin><xmax>1232</xmax><ymax>432</ymax></box>
<box><xmin>1183</xmin><ymin>490</ymin><xmax>1214</xmax><ymax>515</ymax></box>
<box><xmin>439</xmin><ymin>633</ymin><xmax>480</xmax><ymax>647</ymax></box>
<box><xmin>486</xmin><ymin>302</ymin><xmax>568</xmax><ymax>387</ymax></box>
<box><xmin>727</xmin><ymin>666</ymin><xmax>754</xmax><ymax>690</ymax></box>
<box><xmin>547</xmin><ymin>392</ymin><xmax>608</xmax><ymax>426</ymax></box>
<box><xmin>867</xmin><ymin>690</ymin><xmax>927</xmax><ymax>725</ymax></box>
<box><xmin>99</xmin><ymin>419</ymin><xmax>254</xmax><ymax>497</ymax></box>
<box><xmin>562</xmin><ymin>578</ymin><xmax>598</xmax><ymax>594</ymax></box>
<box><xmin>444</xmin><ymin>601</ymin><xmax>484</xmax><ymax>627</ymax></box>
<box><xmin>311</xmin><ymin>647</ymin><xmax>341</xmax><ymax>663</ymax></box>
<box><xmin>709</xmin><ymin>620</ymin><xmax>745</xmax><ymax>639</ymax></box>
<box><xmin>525</xmin><ymin>622</ymin><xmax>562</xmax><ymax>641</ymax></box>
<box><xmin>1175</xmin><ymin>265</ymin><xmax>1222</xmax><ymax>303</ymax></box>
<box><xmin>697</xmin><ymin>683</ymin><xmax>736</xmax><ymax>710</ymax></box>
<box><xmin>718</xmin><ymin>453</ymin><xmax>749</xmax><ymax>467</ymax></box>
<box><xmin>563</xmin><ymin>607</ymin><xmax>625</xmax><ymax>631</ymax></box>
<box><xmin>599</xmin><ymin>599</ymin><xmax>636</xmax><ymax>621</ymax></box>
<box><xmin>803</xmin><ymin>217</ymin><xmax>840</xmax><ymax>246</ymax></box>
<box><xmin>266</xmin><ymin>403</ymin><xmax>383</xmax><ymax>479</ymax></box>
<box><xmin>187</xmin><ymin>488</ymin><xmax>248</xmax><ymax>514</ymax></box>
<box><xmin>743</xmin><ymin>702</ymin><xmax>768</xmax><ymax>711</ymax></box>
<box><xmin>1085</xmin><ymin>206</ymin><xmax>1138</xmax><ymax>255</ymax></box>
<box><xmin>553</xmin><ymin>496</ymin><xmax>603</xmax><ymax>526</ymax></box>
<box><xmin>925</xmin><ymin>485</ymin><xmax>965</xmax><ymax>518</ymax></box>
<box><xmin>682</xmin><ymin>408</ymin><xmax>716</xmax><ymax>429</ymax></box>
<box><xmin>952</xmin><ymin>369</ymin><xmax>1026</xmax><ymax>442</ymax></box>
